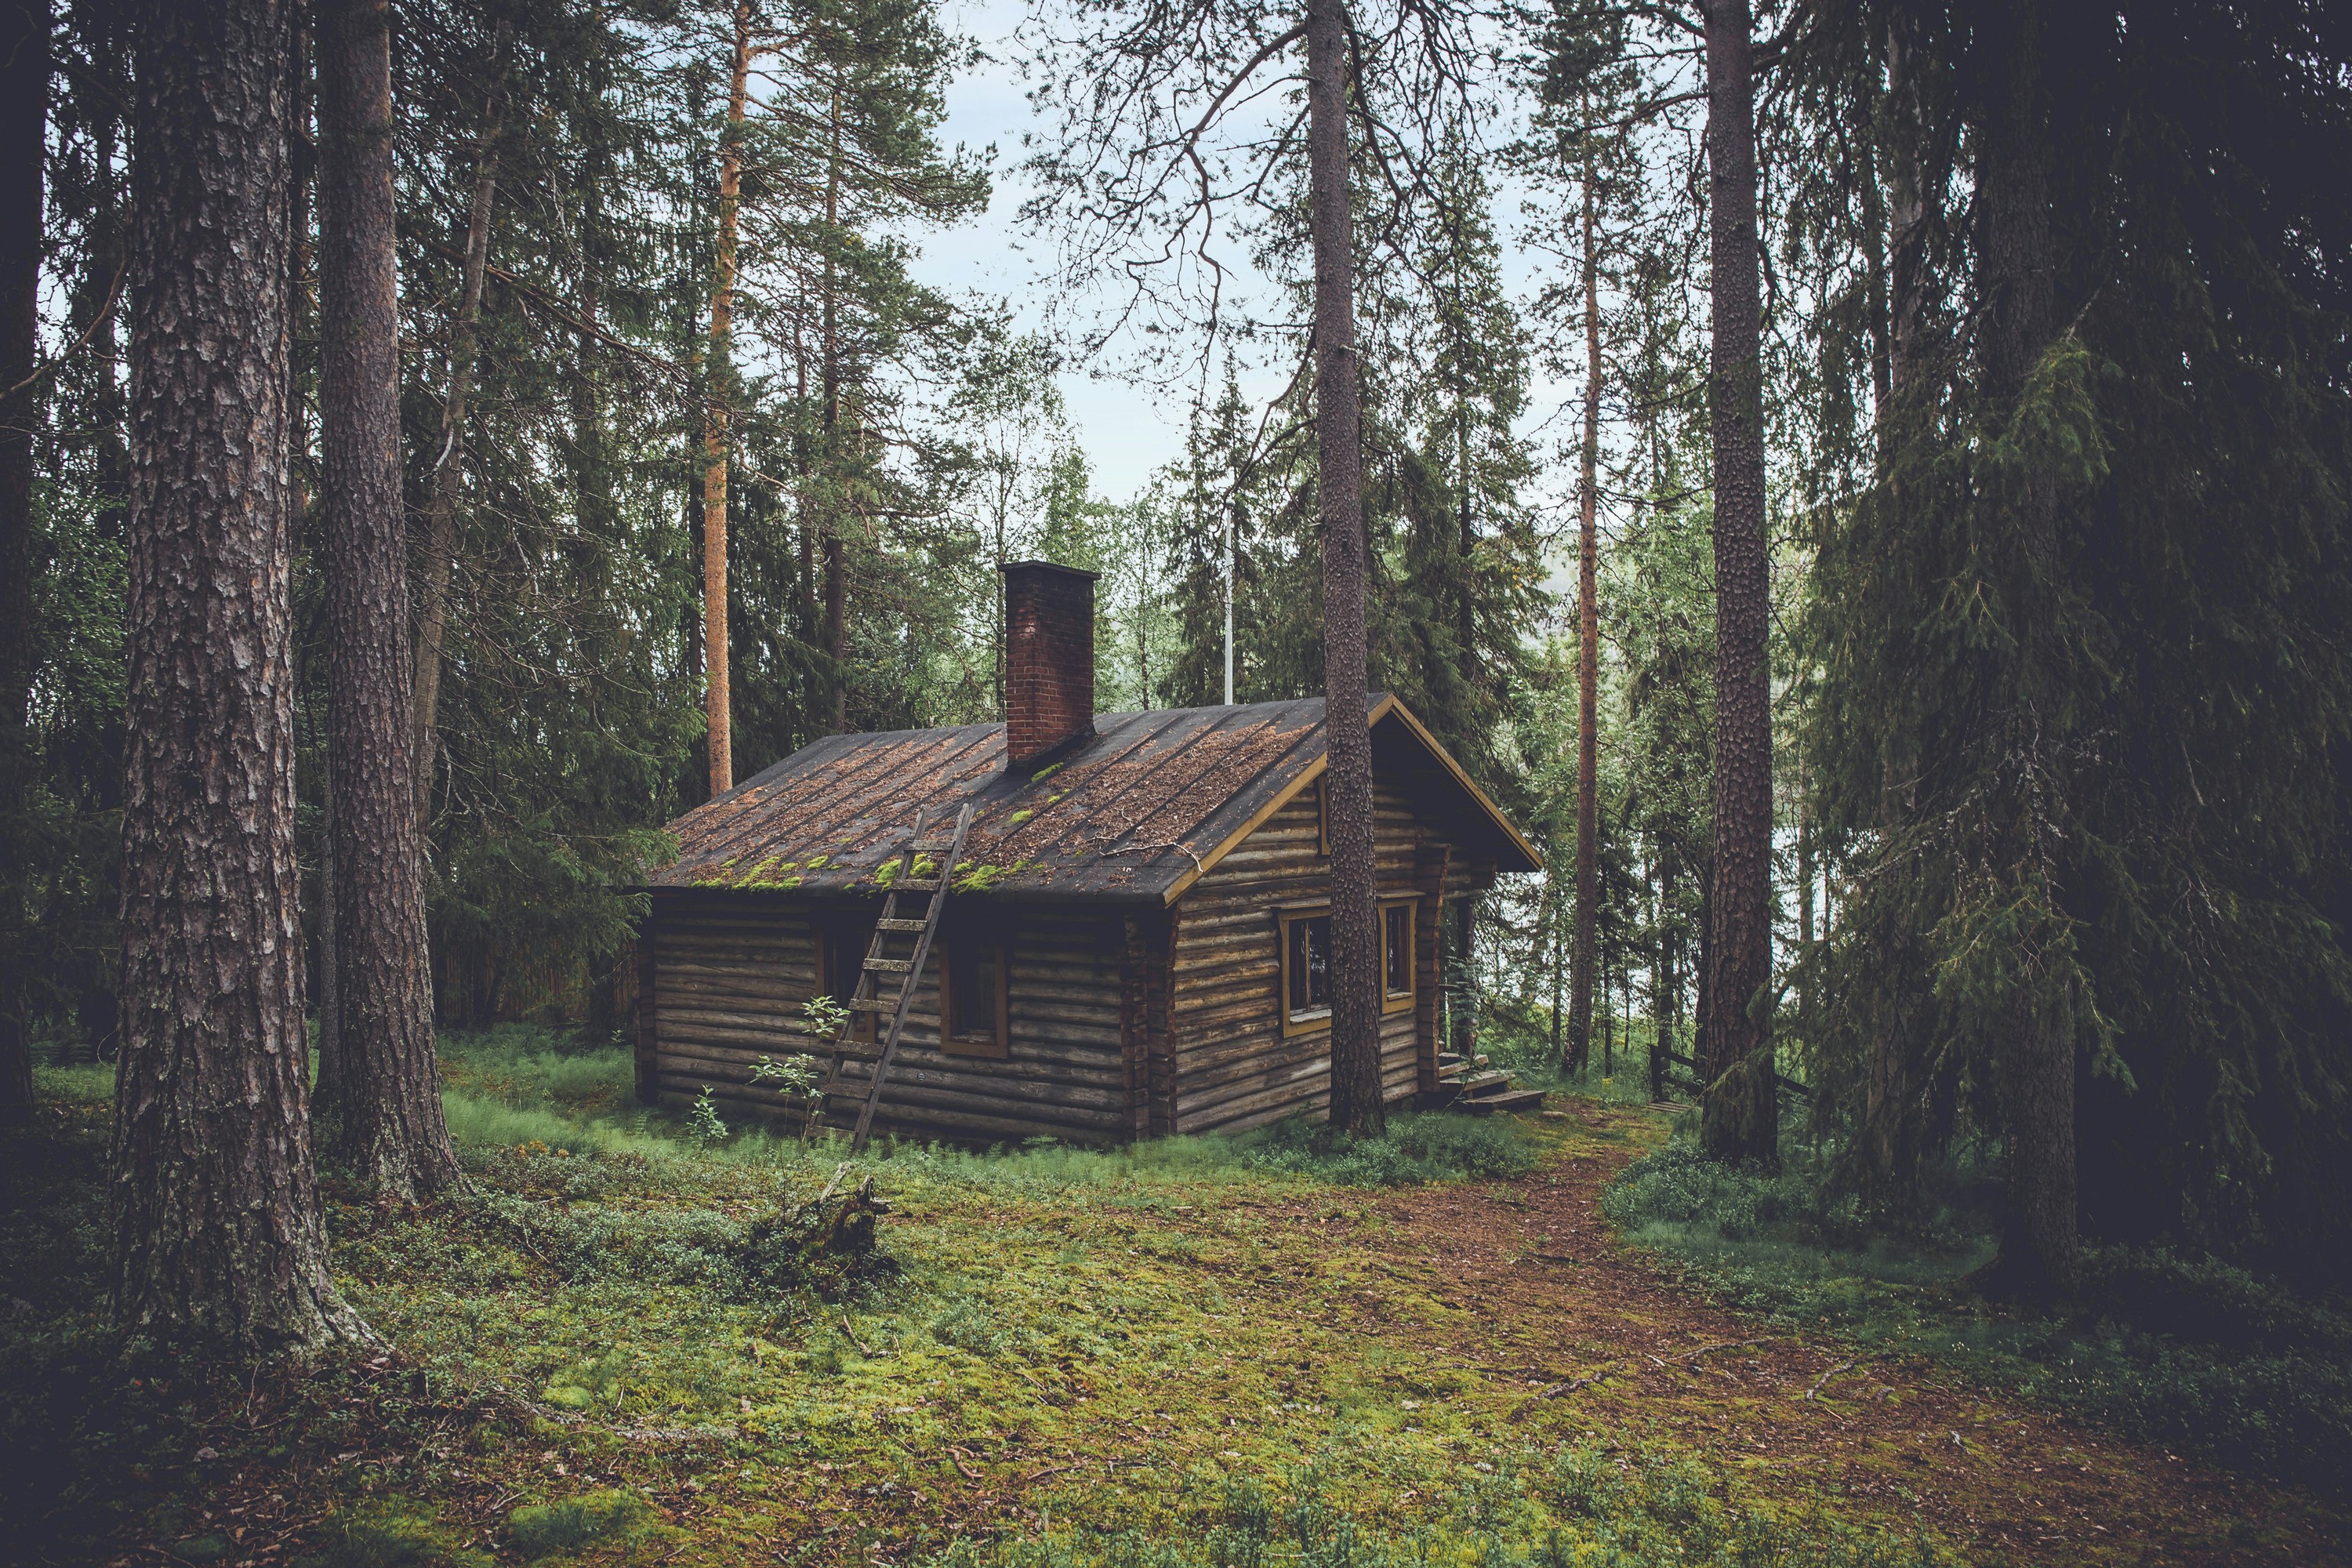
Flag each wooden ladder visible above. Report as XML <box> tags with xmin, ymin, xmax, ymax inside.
<box><xmin>820</xmin><ymin>803</ymin><xmax>975</xmax><ymax>1153</ymax></box>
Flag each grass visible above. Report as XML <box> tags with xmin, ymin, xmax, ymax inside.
<box><xmin>8</xmin><ymin>1029</ymin><xmax>2332</xmax><ymax>1566</ymax></box>
<box><xmin>924</xmin><ymin>1444</ymin><xmax>1953</xmax><ymax>1568</ymax></box>
<box><xmin>1601</xmin><ymin>1134</ymin><xmax>2352</xmax><ymax>1500</ymax></box>
<box><xmin>435</xmin><ymin>1026</ymin><xmax>1546</xmax><ymax>1198</ymax></box>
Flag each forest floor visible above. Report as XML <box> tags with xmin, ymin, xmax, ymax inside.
<box><xmin>2</xmin><ymin>1048</ymin><xmax>2344</xmax><ymax>1568</ymax></box>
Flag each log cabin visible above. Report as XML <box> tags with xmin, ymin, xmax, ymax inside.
<box><xmin>631</xmin><ymin>561</ymin><xmax>1542</xmax><ymax>1145</ymax></box>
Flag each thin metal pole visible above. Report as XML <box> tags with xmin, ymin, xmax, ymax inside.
<box><xmin>1222</xmin><ymin>501</ymin><xmax>1235</xmax><ymax>704</ymax></box>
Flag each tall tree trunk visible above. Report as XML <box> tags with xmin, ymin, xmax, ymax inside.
<box><xmin>1566</xmin><ymin>158</ymin><xmax>1602</xmax><ymax>1077</ymax></box>
<box><xmin>0</xmin><ymin>0</ymin><xmax>49</xmax><ymax>1126</ymax></box>
<box><xmin>1548</xmin><ymin>863</ymin><xmax>1564</xmax><ymax>1059</ymax></box>
<box><xmin>820</xmin><ymin>82</ymin><xmax>848</xmax><ymax>733</ymax></box>
<box><xmin>315</xmin><ymin>713</ymin><xmax>342</xmax><ymax>1098</ymax></box>
<box><xmin>1883</xmin><ymin>22</ymin><xmax>1928</xmax><ymax>419</ymax></box>
<box><xmin>1974</xmin><ymin>0</ymin><xmax>2076</xmax><ymax>1301</ymax></box>
<box><xmin>411</xmin><ymin>37</ymin><xmax>507</xmax><ymax>823</ymax></box>
<box><xmin>702</xmin><ymin>0</ymin><xmax>751</xmax><ymax>787</ymax></box>
<box><xmin>112</xmin><ymin>0</ymin><xmax>365</xmax><ymax>1355</ymax></box>
<box><xmin>315</xmin><ymin>0</ymin><xmax>456</xmax><ymax>1198</ymax></box>
<box><xmin>1862</xmin><ymin>17</ymin><xmax>1926</xmax><ymax>1207</ymax></box>
<box><xmin>1697</xmin><ymin>0</ymin><xmax>1777</xmax><ymax>1168</ymax></box>
<box><xmin>1795</xmin><ymin>748</ymin><xmax>1814</xmax><ymax>1041</ymax></box>
<box><xmin>1303</xmin><ymin>0</ymin><xmax>1381</xmax><ymax>1134</ymax></box>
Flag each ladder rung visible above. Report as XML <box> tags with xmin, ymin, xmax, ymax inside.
<box><xmin>893</xmin><ymin>877</ymin><xmax>941</xmax><ymax>892</ymax></box>
<box><xmin>847</xmin><ymin>997</ymin><xmax>897</xmax><ymax>1013</ymax></box>
<box><xmin>905</xmin><ymin>838</ymin><xmax>956</xmax><ymax>853</ymax></box>
<box><xmin>864</xmin><ymin>957</ymin><xmax>912</xmax><ymax>974</ymax></box>
<box><xmin>876</xmin><ymin>918</ymin><xmax>927</xmax><ymax>932</ymax></box>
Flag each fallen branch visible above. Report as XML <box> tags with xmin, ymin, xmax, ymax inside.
<box><xmin>1537</xmin><ymin>1361</ymin><xmax>1619</xmax><ymax>1398</ymax></box>
<box><xmin>1805</xmin><ymin>1359</ymin><xmax>1857</xmax><ymax>1400</ymax></box>
<box><xmin>839</xmin><ymin>1315</ymin><xmax>877</xmax><ymax>1357</ymax></box>
<box><xmin>1093</xmin><ymin>837</ymin><xmax>1207</xmax><ymax>874</ymax></box>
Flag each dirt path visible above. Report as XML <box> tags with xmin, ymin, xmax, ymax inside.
<box><xmin>1358</xmin><ymin>1103</ymin><xmax>2343</xmax><ymax>1566</ymax></box>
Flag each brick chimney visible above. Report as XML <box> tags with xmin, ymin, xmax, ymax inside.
<box><xmin>1003</xmin><ymin>560</ymin><xmax>1097</xmax><ymax>770</ymax></box>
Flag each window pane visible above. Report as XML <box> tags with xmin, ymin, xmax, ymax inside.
<box><xmin>1287</xmin><ymin>918</ymin><xmax>1309</xmax><ymax>1015</ymax></box>
<box><xmin>1385</xmin><ymin>906</ymin><xmax>1411</xmax><ymax>995</ymax></box>
<box><xmin>828</xmin><ymin>927</ymin><xmax>866</xmax><ymax>1008</ymax></box>
<box><xmin>952</xmin><ymin>942</ymin><xmax>998</xmax><ymax>1040</ymax></box>
<box><xmin>1307</xmin><ymin>916</ymin><xmax>1330</xmax><ymax>1008</ymax></box>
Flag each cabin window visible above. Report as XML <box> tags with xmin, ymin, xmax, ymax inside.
<box><xmin>1279</xmin><ymin>899</ymin><xmax>1417</xmax><ymax>1033</ymax></box>
<box><xmin>1381</xmin><ymin>898</ymin><xmax>1417</xmax><ymax>1014</ymax></box>
<box><xmin>1279</xmin><ymin>910</ymin><xmax>1333</xmax><ymax>1033</ymax></box>
<box><xmin>819</xmin><ymin>921</ymin><xmax>877</xmax><ymax>1042</ymax></box>
<box><xmin>940</xmin><ymin>935</ymin><xmax>1011</xmax><ymax>1058</ymax></box>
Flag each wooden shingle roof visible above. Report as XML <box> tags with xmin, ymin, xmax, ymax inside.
<box><xmin>644</xmin><ymin>694</ymin><xmax>1540</xmax><ymax>905</ymax></box>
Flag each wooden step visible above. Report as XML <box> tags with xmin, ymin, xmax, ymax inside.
<box><xmin>864</xmin><ymin>957</ymin><xmax>913</xmax><ymax>975</ymax></box>
<box><xmin>846</xmin><ymin>997</ymin><xmax>899</xmax><ymax>1014</ymax></box>
<box><xmin>1463</xmin><ymin>1087</ymin><xmax>1548</xmax><ymax>1116</ymax></box>
<box><xmin>1459</xmin><ymin>1070</ymin><xmax>1512</xmax><ymax>1097</ymax></box>
<box><xmin>876</xmin><ymin>918</ymin><xmax>927</xmax><ymax>932</ymax></box>
<box><xmin>903</xmin><ymin>838</ymin><xmax>957</xmax><ymax>853</ymax></box>
<box><xmin>1437</xmin><ymin>1051</ymin><xmax>1465</xmax><ymax>1068</ymax></box>
<box><xmin>891</xmin><ymin>877</ymin><xmax>941</xmax><ymax>893</ymax></box>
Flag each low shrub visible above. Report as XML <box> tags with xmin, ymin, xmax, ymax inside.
<box><xmin>1601</xmin><ymin>1134</ymin><xmax>2352</xmax><ymax>1498</ymax></box>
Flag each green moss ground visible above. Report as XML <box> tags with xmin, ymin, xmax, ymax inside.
<box><xmin>1</xmin><ymin>1036</ymin><xmax>2339</xmax><ymax>1567</ymax></box>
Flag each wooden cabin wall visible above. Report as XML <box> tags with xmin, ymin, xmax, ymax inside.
<box><xmin>1165</xmin><ymin>782</ymin><xmax>1452</xmax><ymax>1134</ymax></box>
<box><xmin>644</xmin><ymin>893</ymin><xmax>1132</xmax><ymax>1145</ymax></box>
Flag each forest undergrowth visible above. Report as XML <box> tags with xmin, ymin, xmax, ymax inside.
<box><xmin>1601</xmin><ymin>1136</ymin><xmax>2352</xmax><ymax>1501</ymax></box>
<box><xmin>0</xmin><ymin>1031</ymin><xmax>2339</xmax><ymax>1567</ymax></box>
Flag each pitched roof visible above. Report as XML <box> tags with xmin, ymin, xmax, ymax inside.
<box><xmin>644</xmin><ymin>693</ymin><xmax>1540</xmax><ymax>904</ymax></box>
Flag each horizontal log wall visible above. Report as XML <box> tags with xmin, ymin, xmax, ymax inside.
<box><xmin>645</xmin><ymin>893</ymin><xmax>1132</xmax><ymax>1145</ymax></box>
<box><xmin>1167</xmin><ymin>783</ymin><xmax>1451</xmax><ymax>1134</ymax></box>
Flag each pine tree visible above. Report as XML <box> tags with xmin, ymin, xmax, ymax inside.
<box><xmin>314</xmin><ymin>0</ymin><xmax>457</xmax><ymax>1198</ymax></box>
<box><xmin>111</xmin><ymin>0</ymin><xmax>365</xmax><ymax>1354</ymax></box>
<box><xmin>0</xmin><ymin>0</ymin><xmax>49</xmax><ymax>1126</ymax></box>
<box><xmin>1697</xmin><ymin>0</ymin><xmax>1777</xmax><ymax>1168</ymax></box>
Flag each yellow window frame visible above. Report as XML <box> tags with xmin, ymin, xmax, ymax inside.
<box><xmin>1381</xmin><ymin>896</ymin><xmax>1419</xmax><ymax>1014</ymax></box>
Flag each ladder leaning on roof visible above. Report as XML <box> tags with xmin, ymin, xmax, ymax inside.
<box><xmin>818</xmin><ymin>802</ymin><xmax>976</xmax><ymax>1154</ymax></box>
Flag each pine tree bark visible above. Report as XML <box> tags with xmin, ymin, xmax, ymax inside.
<box><xmin>0</xmin><ymin>0</ymin><xmax>49</xmax><ymax>1127</ymax></box>
<box><xmin>1566</xmin><ymin>159</ymin><xmax>1602</xmax><ymax>1077</ymax></box>
<box><xmin>111</xmin><ymin>0</ymin><xmax>367</xmax><ymax>1355</ymax></box>
<box><xmin>820</xmin><ymin>81</ymin><xmax>848</xmax><ymax>734</ymax></box>
<box><xmin>703</xmin><ymin>0</ymin><xmax>752</xmax><ymax>783</ymax></box>
<box><xmin>1303</xmin><ymin>0</ymin><xmax>1381</xmax><ymax>1135</ymax></box>
<box><xmin>1697</xmin><ymin>0</ymin><xmax>1777</xmax><ymax>1168</ymax></box>
<box><xmin>315</xmin><ymin>0</ymin><xmax>456</xmax><ymax>1198</ymax></box>
<box><xmin>1974</xmin><ymin>0</ymin><xmax>2077</xmax><ymax>1301</ymax></box>
<box><xmin>411</xmin><ymin>37</ymin><xmax>507</xmax><ymax>823</ymax></box>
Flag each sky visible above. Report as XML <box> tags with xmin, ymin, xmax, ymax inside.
<box><xmin>900</xmin><ymin>0</ymin><xmax>1592</xmax><ymax>536</ymax></box>
<box><xmin>902</xmin><ymin>0</ymin><xmax>1199</xmax><ymax>500</ymax></box>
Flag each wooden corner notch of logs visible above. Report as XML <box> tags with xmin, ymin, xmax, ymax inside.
<box><xmin>819</xmin><ymin>803</ymin><xmax>976</xmax><ymax>1152</ymax></box>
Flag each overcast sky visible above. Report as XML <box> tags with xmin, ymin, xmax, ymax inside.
<box><xmin>902</xmin><ymin>0</ymin><xmax>1193</xmax><ymax>500</ymax></box>
<box><xmin>902</xmin><ymin>0</ymin><xmax>1586</xmax><ymax>536</ymax></box>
